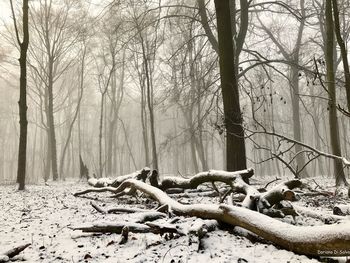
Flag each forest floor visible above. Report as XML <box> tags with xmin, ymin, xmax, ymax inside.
<box><xmin>0</xmin><ymin>177</ymin><xmax>349</xmax><ymax>263</ymax></box>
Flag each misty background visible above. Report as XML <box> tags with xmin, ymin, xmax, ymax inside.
<box><xmin>0</xmin><ymin>0</ymin><xmax>349</xmax><ymax>184</ymax></box>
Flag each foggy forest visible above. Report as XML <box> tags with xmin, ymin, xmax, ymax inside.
<box><xmin>1</xmin><ymin>0</ymin><xmax>350</xmax><ymax>262</ymax></box>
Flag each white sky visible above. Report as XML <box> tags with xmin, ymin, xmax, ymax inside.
<box><xmin>0</xmin><ymin>1</ymin><xmax>11</xmax><ymax>22</ymax></box>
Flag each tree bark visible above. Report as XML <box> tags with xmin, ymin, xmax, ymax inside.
<box><xmin>325</xmin><ymin>0</ymin><xmax>348</xmax><ymax>186</ymax></box>
<box><xmin>47</xmin><ymin>57</ymin><xmax>59</xmax><ymax>181</ymax></box>
<box><xmin>12</xmin><ymin>0</ymin><xmax>29</xmax><ymax>190</ymax></box>
<box><xmin>214</xmin><ymin>0</ymin><xmax>247</xmax><ymax>171</ymax></box>
<box><xmin>332</xmin><ymin>0</ymin><xmax>350</xmax><ymax>111</ymax></box>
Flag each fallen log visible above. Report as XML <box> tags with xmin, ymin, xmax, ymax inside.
<box><xmin>88</xmin><ymin>167</ymin><xmax>150</xmax><ymax>188</ymax></box>
<box><xmin>333</xmin><ymin>205</ymin><xmax>350</xmax><ymax>216</ymax></box>
<box><xmin>147</xmin><ymin>168</ymin><xmax>300</xmax><ymax>215</ymax></box>
<box><xmin>90</xmin><ymin>201</ymin><xmax>148</xmax><ymax>214</ymax></box>
<box><xmin>0</xmin><ymin>243</ymin><xmax>31</xmax><ymax>262</ymax></box>
<box><xmin>148</xmin><ymin>168</ymin><xmax>254</xmax><ymax>190</ymax></box>
<box><xmin>71</xmin><ymin>222</ymin><xmax>152</xmax><ymax>233</ymax></box>
<box><xmin>293</xmin><ymin>204</ymin><xmax>345</xmax><ymax>223</ymax></box>
<box><xmin>71</xmin><ymin>221</ymin><xmax>184</xmax><ymax>236</ymax></box>
<box><xmin>188</xmin><ymin>219</ymin><xmax>218</xmax><ymax>251</ymax></box>
<box><xmin>79</xmin><ymin>179</ymin><xmax>350</xmax><ymax>257</ymax></box>
<box><xmin>90</xmin><ymin>201</ymin><xmax>166</xmax><ymax>223</ymax></box>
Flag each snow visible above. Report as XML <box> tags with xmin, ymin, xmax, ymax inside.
<box><xmin>0</xmin><ymin>179</ymin><xmax>348</xmax><ymax>262</ymax></box>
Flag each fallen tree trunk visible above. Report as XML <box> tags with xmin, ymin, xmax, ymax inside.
<box><xmin>71</xmin><ymin>221</ymin><xmax>184</xmax><ymax>236</ymax></box>
<box><xmin>293</xmin><ymin>204</ymin><xmax>345</xmax><ymax>223</ymax></box>
<box><xmin>148</xmin><ymin>168</ymin><xmax>254</xmax><ymax>190</ymax></box>
<box><xmin>90</xmin><ymin>201</ymin><xmax>148</xmax><ymax>214</ymax></box>
<box><xmin>0</xmin><ymin>243</ymin><xmax>31</xmax><ymax>262</ymax></box>
<box><xmin>148</xmin><ymin>168</ymin><xmax>300</xmax><ymax>215</ymax></box>
<box><xmin>88</xmin><ymin>167</ymin><xmax>150</xmax><ymax>188</ymax></box>
<box><xmin>74</xmin><ymin>179</ymin><xmax>350</xmax><ymax>257</ymax></box>
<box><xmin>333</xmin><ymin>205</ymin><xmax>350</xmax><ymax>216</ymax></box>
<box><xmin>90</xmin><ymin>201</ymin><xmax>166</xmax><ymax>223</ymax></box>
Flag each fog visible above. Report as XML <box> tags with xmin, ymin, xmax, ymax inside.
<box><xmin>0</xmin><ymin>0</ymin><xmax>349</xmax><ymax>185</ymax></box>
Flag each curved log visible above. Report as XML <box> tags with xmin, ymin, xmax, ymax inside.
<box><xmin>78</xmin><ymin>179</ymin><xmax>350</xmax><ymax>257</ymax></box>
<box><xmin>149</xmin><ymin>168</ymin><xmax>254</xmax><ymax>191</ymax></box>
<box><xmin>0</xmin><ymin>243</ymin><xmax>31</xmax><ymax>262</ymax></box>
<box><xmin>88</xmin><ymin>167</ymin><xmax>150</xmax><ymax>188</ymax></box>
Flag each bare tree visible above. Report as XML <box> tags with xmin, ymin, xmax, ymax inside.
<box><xmin>10</xmin><ymin>0</ymin><xmax>29</xmax><ymax>190</ymax></box>
<box><xmin>214</xmin><ymin>0</ymin><xmax>247</xmax><ymax>171</ymax></box>
<box><xmin>256</xmin><ymin>0</ymin><xmax>309</xmax><ymax>177</ymax></box>
<box><xmin>324</xmin><ymin>0</ymin><xmax>348</xmax><ymax>186</ymax></box>
<box><xmin>332</xmin><ymin>0</ymin><xmax>350</xmax><ymax>112</ymax></box>
<box><xmin>29</xmin><ymin>0</ymin><xmax>80</xmax><ymax>181</ymax></box>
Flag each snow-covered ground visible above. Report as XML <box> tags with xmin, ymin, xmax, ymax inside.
<box><xmin>0</xmin><ymin>179</ymin><xmax>347</xmax><ymax>262</ymax></box>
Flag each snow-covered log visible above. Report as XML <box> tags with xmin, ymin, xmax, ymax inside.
<box><xmin>229</xmin><ymin>176</ymin><xmax>301</xmax><ymax>214</ymax></box>
<box><xmin>77</xmin><ymin>179</ymin><xmax>350</xmax><ymax>257</ymax></box>
<box><xmin>90</xmin><ymin>201</ymin><xmax>166</xmax><ymax>223</ymax></box>
<box><xmin>71</xmin><ymin>221</ymin><xmax>183</xmax><ymax>236</ymax></box>
<box><xmin>87</xmin><ymin>167</ymin><xmax>150</xmax><ymax>188</ymax></box>
<box><xmin>148</xmin><ymin>168</ymin><xmax>254</xmax><ymax>190</ymax></box>
<box><xmin>71</xmin><ymin>222</ymin><xmax>152</xmax><ymax>233</ymax></box>
<box><xmin>90</xmin><ymin>201</ymin><xmax>148</xmax><ymax>214</ymax></box>
<box><xmin>294</xmin><ymin>204</ymin><xmax>346</xmax><ymax>223</ymax></box>
<box><xmin>0</xmin><ymin>243</ymin><xmax>31</xmax><ymax>262</ymax></box>
<box><xmin>333</xmin><ymin>205</ymin><xmax>350</xmax><ymax>216</ymax></box>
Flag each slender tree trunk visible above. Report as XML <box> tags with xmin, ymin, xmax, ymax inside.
<box><xmin>13</xmin><ymin>0</ymin><xmax>29</xmax><ymax>190</ymax></box>
<box><xmin>173</xmin><ymin>112</ymin><xmax>179</xmax><ymax>174</ymax></box>
<box><xmin>106</xmin><ymin>51</ymin><xmax>125</xmax><ymax>175</ymax></box>
<box><xmin>189</xmin><ymin>128</ymin><xmax>199</xmax><ymax>173</ymax></box>
<box><xmin>44</xmin><ymin>128</ymin><xmax>51</xmax><ymax>182</ymax></box>
<box><xmin>99</xmin><ymin>87</ymin><xmax>108</xmax><ymax>178</ymax></box>
<box><xmin>31</xmin><ymin>122</ymin><xmax>37</xmax><ymax>182</ymax></box>
<box><xmin>195</xmin><ymin>91</ymin><xmax>208</xmax><ymax>171</ymax></box>
<box><xmin>214</xmin><ymin>0</ymin><xmax>247</xmax><ymax>171</ymax></box>
<box><xmin>290</xmin><ymin>66</ymin><xmax>308</xmax><ymax>177</ymax></box>
<box><xmin>140</xmin><ymin>36</ymin><xmax>158</xmax><ymax>171</ymax></box>
<box><xmin>47</xmin><ymin>58</ymin><xmax>59</xmax><ymax>181</ymax></box>
<box><xmin>325</xmin><ymin>0</ymin><xmax>348</xmax><ymax>186</ymax></box>
<box><xmin>332</xmin><ymin>0</ymin><xmax>350</xmax><ymax>111</ymax></box>
<box><xmin>59</xmin><ymin>49</ymin><xmax>85</xmax><ymax>177</ymax></box>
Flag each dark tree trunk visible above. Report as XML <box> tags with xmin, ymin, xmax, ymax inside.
<box><xmin>332</xmin><ymin>0</ymin><xmax>350</xmax><ymax>111</ymax></box>
<box><xmin>16</xmin><ymin>12</ymin><xmax>29</xmax><ymax>187</ymax></box>
<box><xmin>214</xmin><ymin>0</ymin><xmax>247</xmax><ymax>171</ymax></box>
<box><xmin>14</xmin><ymin>0</ymin><xmax>29</xmax><ymax>190</ymax></box>
<box><xmin>325</xmin><ymin>0</ymin><xmax>348</xmax><ymax>186</ymax></box>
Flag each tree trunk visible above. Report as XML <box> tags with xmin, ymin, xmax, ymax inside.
<box><xmin>325</xmin><ymin>0</ymin><xmax>348</xmax><ymax>186</ymax></box>
<box><xmin>214</xmin><ymin>0</ymin><xmax>247</xmax><ymax>171</ymax></box>
<box><xmin>99</xmin><ymin>86</ymin><xmax>108</xmax><ymax>178</ymax></box>
<box><xmin>59</xmin><ymin>46</ymin><xmax>85</xmax><ymax>178</ymax></box>
<box><xmin>290</xmin><ymin>65</ymin><xmax>308</xmax><ymax>177</ymax></box>
<box><xmin>332</xmin><ymin>0</ymin><xmax>350</xmax><ymax>111</ymax></box>
<box><xmin>107</xmin><ymin>51</ymin><xmax>125</xmax><ymax>175</ymax></box>
<box><xmin>190</xmin><ymin>128</ymin><xmax>200</xmax><ymax>174</ymax></box>
<box><xmin>14</xmin><ymin>0</ymin><xmax>29</xmax><ymax>190</ymax></box>
<box><xmin>44</xmin><ymin>128</ymin><xmax>52</xmax><ymax>182</ymax></box>
<box><xmin>47</xmin><ymin>58</ymin><xmax>59</xmax><ymax>181</ymax></box>
<box><xmin>140</xmin><ymin>35</ymin><xmax>158</xmax><ymax>171</ymax></box>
